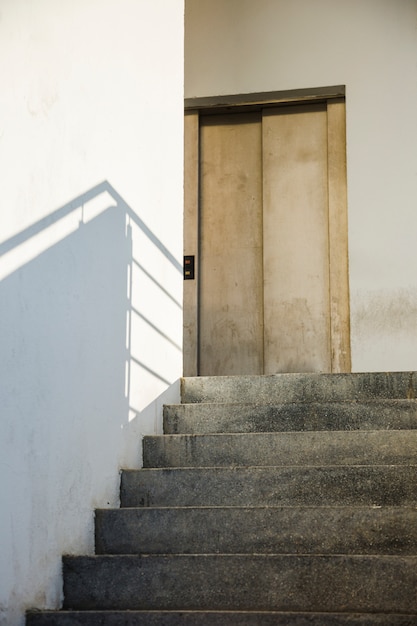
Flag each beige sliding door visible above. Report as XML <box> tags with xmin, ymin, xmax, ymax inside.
<box><xmin>184</xmin><ymin>98</ymin><xmax>350</xmax><ymax>376</ymax></box>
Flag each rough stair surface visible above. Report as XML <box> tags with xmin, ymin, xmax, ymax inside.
<box><xmin>27</xmin><ymin>371</ymin><xmax>417</xmax><ymax>625</ymax></box>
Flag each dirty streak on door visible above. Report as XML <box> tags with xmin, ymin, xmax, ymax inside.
<box><xmin>199</xmin><ymin>113</ymin><xmax>263</xmax><ymax>375</ymax></box>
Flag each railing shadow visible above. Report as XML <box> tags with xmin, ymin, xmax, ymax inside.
<box><xmin>0</xmin><ymin>181</ymin><xmax>182</xmax><ymax>622</ymax></box>
<box><xmin>0</xmin><ymin>179</ymin><xmax>182</xmax><ymax>423</ymax></box>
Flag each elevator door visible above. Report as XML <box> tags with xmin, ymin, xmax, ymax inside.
<box><xmin>192</xmin><ymin>101</ymin><xmax>350</xmax><ymax>376</ymax></box>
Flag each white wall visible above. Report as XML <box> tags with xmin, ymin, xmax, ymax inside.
<box><xmin>185</xmin><ymin>0</ymin><xmax>417</xmax><ymax>372</ymax></box>
<box><xmin>0</xmin><ymin>1</ymin><xmax>184</xmax><ymax>624</ymax></box>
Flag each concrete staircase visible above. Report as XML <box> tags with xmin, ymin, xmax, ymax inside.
<box><xmin>27</xmin><ymin>372</ymin><xmax>417</xmax><ymax>625</ymax></box>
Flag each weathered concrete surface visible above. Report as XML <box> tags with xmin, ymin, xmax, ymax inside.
<box><xmin>143</xmin><ymin>430</ymin><xmax>417</xmax><ymax>468</ymax></box>
<box><xmin>26</xmin><ymin>372</ymin><xmax>417</xmax><ymax>623</ymax></box>
<box><xmin>26</xmin><ymin>610</ymin><xmax>417</xmax><ymax>625</ymax></box>
<box><xmin>181</xmin><ymin>372</ymin><xmax>417</xmax><ymax>404</ymax></box>
<box><xmin>163</xmin><ymin>400</ymin><xmax>417</xmax><ymax>434</ymax></box>
<box><xmin>121</xmin><ymin>465</ymin><xmax>417</xmax><ymax>508</ymax></box>
<box><xmin>95</xmin><ymin>505</ymin><xmax>417</xmax><ymax>556</ymax></box>
<box><xmin>63</xmin><ymin>554</ymin><xmax>417</xmax><ymax>612</ymax></box>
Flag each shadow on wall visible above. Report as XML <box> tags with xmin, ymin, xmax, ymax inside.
<box><xmin>0</xmin><ymin>182</ymin><xmax>182</xmax><ymax>624</ymax></box>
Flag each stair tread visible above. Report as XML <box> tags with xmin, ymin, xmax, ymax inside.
<box><xmin>97</xmin><ymin>504</ymin><xmax>417</xmax><ymax>509</ymax></box>
<box><xmin>62</xmin><ymin>553</ymin><xmax>417</xmax><ymax>612</ymax></box>
<box><xmin>143</xmin><ymin>429</ymin><xmax>417</xmax><ymax>468</ymax></box>
<box><xmin>26</xmin><ymin>610</ymin><xmax>417</xmax><ymax>625</ymax></box>
<box><xmin>95</xmin><ymin>504</ymin><xmax>417</xmax><ymax>555</ymax></box>
<box><xmin>128</xmin><ymin>462</ymin><xmax>417</xmax><ymax>469</ymax></box>
<box><xmin>164</xmin><ymin>399</ymin><xmax>417</xmax><ymax>433</ymax></box>
<box><xmin>121</xmin><ymin>464</ymin><xmax>417</xmax><ymax>507</ymax></box>
<box><xmin>181</xmin><ymin>372</ymin><xmax>417</xmax><ymax>404</ymax></box>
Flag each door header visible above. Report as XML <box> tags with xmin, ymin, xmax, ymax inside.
<box><xmin>185</xmin><ymin>85</ymin><xmax>345</xmax><ymax>113</ymax></box>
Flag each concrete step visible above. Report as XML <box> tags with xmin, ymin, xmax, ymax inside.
<box><xmin>143</xmin><ymin>430</ymin><xmax>417</xmax><ymax>468</ymax></box>
<box><xmin>27</xmin><ymin>373</ymin><xmax>417</xmax><ymax>624</ymax></box>
<box><xmin>25</xmin><ymin>609</ymin><xmax>417</xmax><ymax>625</ymax></box>
<box><xmin>163</xmin><ymin>399</ymin><xmax>417</xmax><ymax>434</ymax></box>
<box><xmin>181</xmin><ymin>372</ymin><xmax>417</xmax><ymax>404</ymax></box>
<box><xmin>62</xmin><ymin>554</ymin><xmax>417</xmax><ymax>612</ymax></box>
<box><xmin>120</xmin><ymin>465</ymin><xmax>417</xmax><ymax>508</ymax></box>
<box><xmin>95</xmin><ymin>505</ymin><xmax>417</xmax><ymax>556</ymax></box>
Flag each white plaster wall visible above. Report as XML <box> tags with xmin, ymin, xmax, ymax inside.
<box><xmin>0</xmin><ymin>1</ymin><xmax>184</xmax><ymax>624</ymax></box>
<box><xmin>185</xmin><ymin>0</ymin><xmax>417</xmax><ymax>372</ymax></box>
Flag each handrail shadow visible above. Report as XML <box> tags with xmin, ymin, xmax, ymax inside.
<box><xmin>0</xmin><ymin>179</ymin><xmax>183</xmax><ymax>428</ymax></box>
<box><xmin>0</xmin><ymin>180</ymin><xmax>182</xmax><ymax>274</ymax></box>
<box><xmin>0</xmin><ymin>182</ymin><xmax>183</xmax><ymax>623</ymax></box>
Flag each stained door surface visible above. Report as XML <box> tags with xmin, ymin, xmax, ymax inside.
<box><xmin>199</xmin><ymin>113</ymin><xmax>264</xmax><ymax>375</ymax></box>
<box><xmin>262</xmin><ymin>105</ymin><xmax>331</xmax><ymax>374</ymax></box>
<box><xmin>187</xmin><ymin>100</ymin><xmax>350</xmax><ymax>376</ymax></box>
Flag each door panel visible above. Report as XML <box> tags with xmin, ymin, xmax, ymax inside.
<box><xmin>185</xmin><ymin>97</ymin><xmax>351</xmax><ymax>376</ymax></box>
<box><xmin>199</xmin><ymin>113</ymin><xmax>264</xmax><ymax>375</ymax></box>
<box><xmin>262</xmin><ymin>104</ymin><xmax>331</xmax><ymax>373</ymax></box>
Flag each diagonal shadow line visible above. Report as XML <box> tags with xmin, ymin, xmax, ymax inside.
<box><xmin>130</xmin><ymin>355</ymin><xmax>172</xmax><ymax>386</ymax></box>
<box><xmin>131</xmin><ymin>306</ymin><xmax>182</xmax><ymax>352</ymax></box>
<box><xmin>0</xmin><ymin>180</ymin><xmax>183</xmax><ymax>275</ymax></box>
<box><xmin>132</xmin><ymin>258</ymin><xmax>182</xmax><ymax>310</ymax></box>
<box><xmin>0</xmin><ymin>182</ymin><xmax>109</xmax><ymax>257</ymax></box>
<box><xmin>105</xmin><ymin>182</ymin><xmax>183</xmax><ymax>275</ymax></box>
